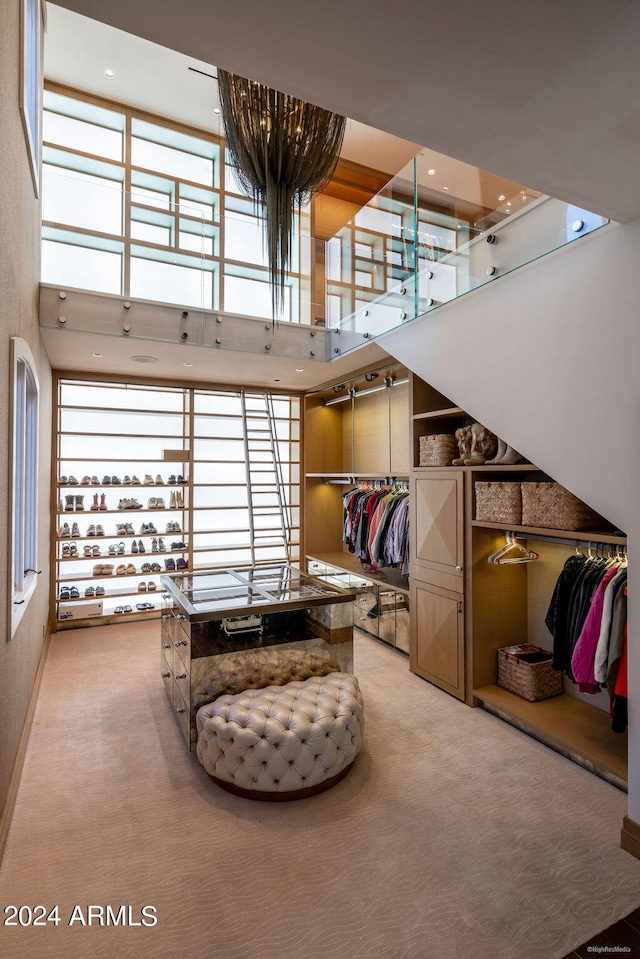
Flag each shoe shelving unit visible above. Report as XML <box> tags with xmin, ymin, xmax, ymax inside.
<box><xmin>52</xmin><ymin>376</ymin><xmax>301</xmax><ymax>631</ymax></box>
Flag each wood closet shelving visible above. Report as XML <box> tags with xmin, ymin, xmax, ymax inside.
<box><xmin>303</xmin><ymin>363</ymin><xmax>410</xmax><ymax>653</ymax></box>
<box><xmin>408</xmin><ymin>372</ymin><xmax>628</xmax><ymax>788</ymax></box>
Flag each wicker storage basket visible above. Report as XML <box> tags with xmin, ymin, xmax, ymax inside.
<box><xmin>497</xmin><ymin>644</ymin><xmax>563</xmax><ymax>702</ymax></box>
<box><xmin>474</xmin><ymin>481</ymin><xmax>522</xmax><ymax>525</ymax></box>
<box><xmin>520</xmin><ymin>482</ymin><xmax>603</xmax><ymax>531</ymax></box>
<box><xmin>419</xmin><ymin>433</ymin><xmax>458</xmax><ymax>467</ymax></box>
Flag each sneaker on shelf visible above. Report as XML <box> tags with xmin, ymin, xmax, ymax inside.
<box><xmin>81</xmin><ymin>476</ymin><xmax>91</xmax><ymax>485</ymax></box>
<box><xmin>131</xmin><ymin>475</ymin><xmax>141</xmax><ymax>485</ymax></box>
<box><xmin>143</xmin><ymin>474</ymin><xmax>154</xmax><ymax>486</ymax></box>
<box><xmin>155</xmin><ymin>474</ymin><xmax>164</xmax><ymax>485</ymax></box>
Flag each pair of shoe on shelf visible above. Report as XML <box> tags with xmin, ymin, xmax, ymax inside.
<box><xmin>83</xmin><ymin>545</ymin><xmax>101</xmax><ymax>558</ymax></box>
<box><xmin>116</xmin><ymin>564</ymin><xmax>137</xmax><ymax>575</ymax></box>
<box><xmin>164</xmin><ymin>558</ymin><xmax>187</xmax><ymax>571</ymax></box>
<box><xmin>131</xmin><ymin>539</ymin><xmax>146</xmax><ymax>553</ymax></box>
<box><xmin>90</xmin><ymin>494</ymin><xmax>108</xmax><ymax>511</ymax></box>
<box><xmin>143</xmin><ymin>474</ymin><xmax>165</xmax><ymax>485</ymax></box>
<box><xmin>85</xmin><ymin>585</ymin><xmax>105</xmax><ymax>597</ymax></box>
<box><xmin>93</xmin><ymin>564</ymin><xmax>115</xmax><ymax>576</ymax></box>
<box><xmin>59</xmin><ymin>521</ymin><xmax>81</xmax><ymax>538</ymax></box>
<box><xmin>122</xmin><ymin>476</ymin><xmax>141</xmax><ymax>485</ymax></box>
<box><xmin>170</xmin><ymin>541</ymin><xmax>187</xmax><ymax>550</ymax></box>
<box><xmin>87</xmin><ymin>524</ymin><xmax>105</xmax><ymax>536</ymax></box>
<box><xmin>102</xmin><ymin>476</ymin><xmax>122</xmax><ymax>485</ymax></box>
<box><xmin>140</xmin><ymin>562</ymin><xmax>162</xmax><ymax>574</ymax></box>
<box><xmin>140</xmin><ymin>522</ymin><xmax>158</xmax><ymax>535</ymax></box>
<box><xmin>59</xmin><ymin>585</ymin><xmax>80</xmax><ymax>600</ymax></box>
<box><xmin>136</xmin><ymin>602</ymin><xmax>155</xmax><ymax>610</ymax></box>
<box><xmin>168</xmin><ymin>490</ymin><xmax>185</xmax><ymax>509</ymax></box>
<box><xmin>64</xmin><ymin>495</ymin><xmax>85</xmax><ymax>511</ymax></box>
<box><xmin>137</xmin><ymin>581</ymin><xmax>157</xmax><ymax>592</ymax></box>
<box><xmin>166</xmin><ymin>521</ymin><xmax>181</xmax><ymax>533</ymax></box>
<box><xmin>147</xmin><ymin>497</ymin><xmax>166</xmax><ymax>509</ymax></box>
<box><xmin>116</xmin><ymin>522</ymin><xmax>136</xmax><ymax>535</ymax></box>
<box><xmin>62</xmin><ymin>543</ymin><xmax>78</xmax><ymax>558</ymax></box>
<box><xmin>151</xmin><ymin>537</ymin><xmax>166</xmax><ymax>552</ymax></box>
<box><xmin>114</xmin><ymin>605</ymin><xmax>133</xmax><ymax>614</ymax></box>
<box><xmin>79</xmin><ymin>476</ymin><xmax>101</xmax><ymax>485</ymax></box>
<box><xmin>167</xmin><ymin>474</ymin><xmax>186</xmax><ymax>484</ymax></box>
<box><xmin>59</xmin><ymin>475</ymin><xmax>78</xmax><ymax>485</ymax></box>
<box><xmin>118</xmin><ymin>498</ymin><xmax>142</xmax><ymax>510</ymax></box>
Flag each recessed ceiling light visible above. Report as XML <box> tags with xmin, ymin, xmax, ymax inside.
<box><xmin>274</xmin><ymin>378</ymin><xmax>280</xmax><ymax>382</ymax></box>
<box><xmin>184</xmin><ymin>362</ymin><xmax>193</xmax><ymax>367</ymax></box>
<box><xmin>104</xmin><ymin>69</ymin><xmax>115</xmax><ymax>79</ymax></box>
<box><xmin>130</xmin><ymin>355</ymin><xmax>159</xmax><ymax>363</ymax></box>
<box><xmin>428</xmin><ymin>169</ymin><xmax>436</xmax><ymax>175</ymax></box>
<box><xmin>442</xmin><ymin>186</ymin><xmax>449</xmax><ymax>191</ymax></box>
<box><xmin>295</xmin><ymin>368</ymin><xmax>304</xmax><ymax>372</ymax></box>
<box><xmin>92</xmin><ymin>352</ymin><xmax>102</xmax><ymax>358</ymax></box>
<box><xmin>212</xmin><ymin>107</ymin><xmax>221</xmax><ymax>115</ymax></box>
<box><xmin>498</xmin><ymin>194</ymin><xmax>506</xmax><ymax>202</ymax></box>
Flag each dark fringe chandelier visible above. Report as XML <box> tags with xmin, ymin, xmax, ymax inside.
<box><xmin>217</xmin><ymin>70</ymin><xmax>346</xmax><ymax>319</ymax></box>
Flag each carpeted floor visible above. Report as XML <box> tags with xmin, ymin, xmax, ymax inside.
<box><xmin>1</xmin><ymin>621</ymin><xmax>639</xmax><ymax>959</ymax></box>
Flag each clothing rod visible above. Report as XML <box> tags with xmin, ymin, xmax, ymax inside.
<box><xmin>324</xmin><ymin>475</ymin><xmax>409</xmax><ymax>484</ymax></box>
<box><xmin>503</xmin><ymin>530</ymin><xmax>625</xmax><ymax>549</ymax></box>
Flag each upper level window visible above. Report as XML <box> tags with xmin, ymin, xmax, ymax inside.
<box><xmin>10</xmin><ymin>338</ymin><xmax>40</xmax><ymax>638</ymax></box>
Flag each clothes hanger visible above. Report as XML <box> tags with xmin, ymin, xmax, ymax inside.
<box><xmin>488</xmin><ymin>531</ymin><xmax>539</xmax><ymax>565</ymax></box>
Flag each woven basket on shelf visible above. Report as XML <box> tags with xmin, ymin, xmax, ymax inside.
<box><xmin>419</xmin><ymin>433</ymin><xmax>458</xmax><ymax>467</ymax></box>
<box><xmin>474</xmin><ymin>481</ymin><xmax>522</xmax><ymax>525</ymax></box>
<box><xmin>520</xmin><ymin>482</ymin><xmax>603</xmax><ymax>531</ymax></box>
<box><xmin>420</xmin><ymin>433</ymin><xmax>458</xmax><ymax>466</ymax></box>
<box><xmin>497</xmin><ymin>644</ymin><xmax>563</xmax><ymax>702</ymax></box>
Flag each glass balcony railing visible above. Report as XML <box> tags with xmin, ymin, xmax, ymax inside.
<box><xmin>40</xmin><ymin>155</ymin><xmax>609</xmax><ymax>362</ymax></box>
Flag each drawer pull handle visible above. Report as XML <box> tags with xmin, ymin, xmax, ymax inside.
<box><xmin>455</xmin><ymin>565</ymin><xmax>462</xmax><ymax>572</ymax></box>
<box><xmin>162</xmin><ymin>643</ymin><xmax>171</xmax><ymax>649</ymax></box>
<box><xmin>176</xmin><ymin>673</ymin><xmax>187</xmax><ymax>680</ymax></box>
<box><xmin>176</xmin><ymin>707</ymin><xmax>185</xmax><ymax>714</ymax></box>
<box><xmin>162</xmin><ymin>672</ymin><xmax>171</xmax><ymax>679</ymax></box>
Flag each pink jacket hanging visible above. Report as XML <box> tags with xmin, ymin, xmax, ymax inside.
<box><xmin>570</xmin><ymin>564</ymin><xmax>620</xmax><ymax>693</ymax></box>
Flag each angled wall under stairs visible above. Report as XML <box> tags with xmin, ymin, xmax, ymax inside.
<box><xmin>379</xmin><ymin>214</ymin><xmax>640</xmax><ymax>821</ymax></box>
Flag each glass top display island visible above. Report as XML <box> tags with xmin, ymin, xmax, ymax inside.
<box><xmin>160</xmin><ymin>564</ymin><xmax>357</xmax><ymax>748</ymax></box>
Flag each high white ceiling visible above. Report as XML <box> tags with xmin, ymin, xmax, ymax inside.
<box><xmin>41</xmin><ymin>0</ymin><xmax>640</xmax><ymax>390</ymax></box>
<box><xmin>48</xmin><ymin>0</ymin><xmax>640</xmax><ymax>224</ymax></box>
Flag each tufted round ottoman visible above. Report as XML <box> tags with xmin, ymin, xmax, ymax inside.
<box><xmin>196</xmin><ymin>672</ymin><xmax>364</xmax><ymax>801</ymax></box>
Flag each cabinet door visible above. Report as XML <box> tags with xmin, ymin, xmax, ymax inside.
<box><xmin>411</xmin><ymin>471</ymin><xmax>464</xmax><ymax>587</ymax></box>
<box><xmin>410</xmin><ymin>580</ymin><xmax>465</xmax><ymax>700</ymax></box>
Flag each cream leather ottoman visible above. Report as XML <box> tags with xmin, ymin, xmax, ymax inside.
<box><xmin>196</xmin><ymin>672</ymin><xmax>364</xmax><ymax>801</ymax></box>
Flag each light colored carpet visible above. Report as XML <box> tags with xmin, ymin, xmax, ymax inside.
<box><xmin>0</xmin><ymin>621</ymin><xmax>639</xmax><ymax>959</ymax></box>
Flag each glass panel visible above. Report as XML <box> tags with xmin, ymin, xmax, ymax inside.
<box><xmin>44</xmin><ymin>90</ymin><xmax>125</xmax><ymax>133</ymax></box>
<box><xmin>60</xmin><ymin>383</ymin><xmax>185</xmax><ymax>413</ymax></box>
<box><xmin>60</xmin><ymin>409</ymin><xmax>183</xmax><ymax>436</ymax></box>
<box><xmin>194</xmin><ymin>549</ymin><xmax>253</xmax><ymax>568</ymax></box>
<box><xmin>179</xmin><ymin>219</ymin><xmax>217</xmax><ymax>256</ymax></box>
<box><xmin>191</xmin><ymin>484</ymin><xmax>248</xmax><ymax>507</ymax></box>
<box><xmin>224</xmin><ymin>211</ymin><xmax>268</xmax><ymax>267</ymax></box>
<box><xmin>190</xmin><ymin>457</ymin><xmax>246</xmax><ymax>483</ymax></box>
<box><xmin>193</xmin><ymin>530</ymin><xmax>251</xmax><ymax>547</ymax></box>
<box><xmin>192</xmin><ymin>509</ymin><xmax>250</xmax><ymax>530</ymax></box>
<box><xmin>194</xmin><ymin>393</ymin><xmax>242</xmax><ymax>415</ymax></box>
<box><xmin>43</xmin><ymin>111</ymin><xmax>124</xmax><ymax>162</ymax></box>
<box><xmin>130</xmin><ymin>250</ymin><xmax>214</xmax><ymax>309</ymax></box>
<box><xmin>131</xmin><ymin>170</ymin><xmax>175</xmax><ymax>210</ymax></box>
<box><xmin>224</xmin><ymin>272</ymin><xmax>291</xmax><ymax>322</ymax></box>
<box><xmin>132</xmin><ymin>138</ymin><xmax>213</xmax><ymax>185</ymax></box>
<box><xmin>179</xmin><ymin>183</ymin><xmax>219</xmax><ymax>220</ymax></box>
<box><xmin>193</xmin><ymin>415</ymin><xmax>243</xmax><ymax>439</ymax></box>
<box><xmin>41</xmin><ymin>237</ymin><xmax>122</xmax><ymax>294</ymax></box>
<box><xmin>43</xmin><ymin>167</ymin><xmax>123</xmax><ymax>235</ymax></box>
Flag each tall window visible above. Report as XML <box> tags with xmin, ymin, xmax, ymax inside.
<box><xmin>10</xmin><ymin>338</ymin><xmax>40</xmax><ymax>638</ymax></box>
<box><xmin>41</xmin><ymin>89</ymin><xmax>309</xmax><ymax>323</ymax></box>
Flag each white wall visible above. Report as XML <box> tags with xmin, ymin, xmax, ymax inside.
<box><xmin>381</xmin><ymin>217</ymin><xmax>640</xmax><ymax>821</ymax></box>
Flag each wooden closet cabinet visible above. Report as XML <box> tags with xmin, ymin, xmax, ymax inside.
<box><xmin>410</xmin><ymin>471</ymin><xmax>465</xmax><ymax>699</ymax></box>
